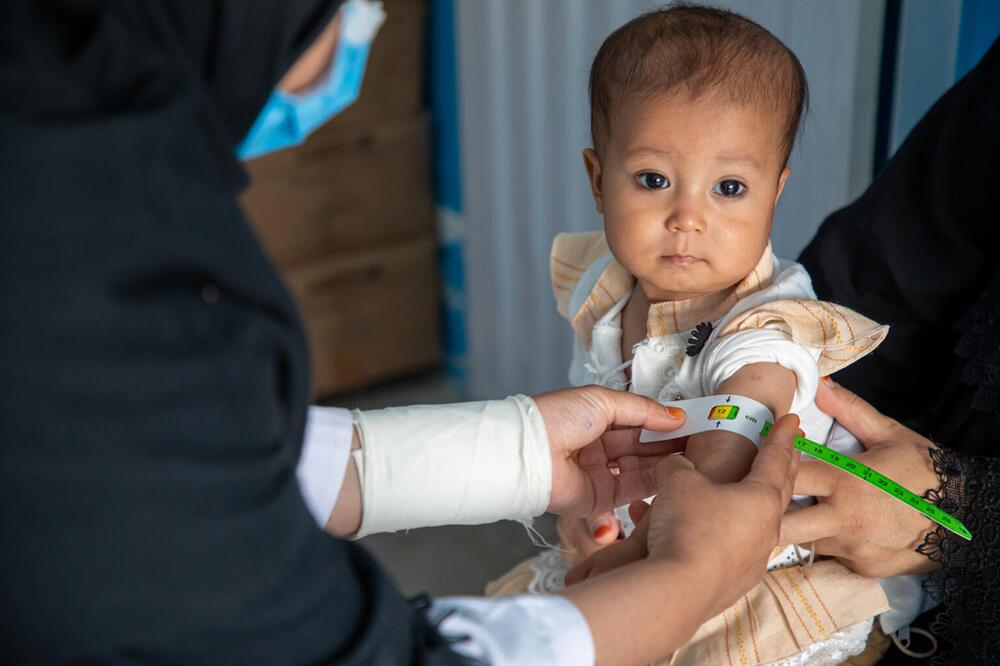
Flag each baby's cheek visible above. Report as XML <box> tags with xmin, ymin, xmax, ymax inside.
<box><xmin>714</xmin><ymin>230</ymin><xmax>768</xmax><ymax>279</ymax></box>
<box><xmin>605</xmin><ymin>222</ymin><xmax>647</xmax><ymax>270</ymax></box>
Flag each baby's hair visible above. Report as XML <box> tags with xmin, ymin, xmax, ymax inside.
<box><xmin>589</xmin><ymin>3</ymin><xmax>808</xmax><ymax>164</ymax></box>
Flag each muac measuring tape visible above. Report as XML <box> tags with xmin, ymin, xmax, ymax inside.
<box><xmin>640</xmin><ymin>395</ymin><xmax>972</xmax><ymax>541</ymax></box>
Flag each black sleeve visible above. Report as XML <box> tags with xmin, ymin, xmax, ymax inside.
<box><xmin>914</xmin><ymin>270</ymin><xmax>1000</xmax><ymax>663</ymax></box>
<box><xmin>799</xmin><ymin>36</ymin><xmax>1000</xmax><ymax>664</ymax></box>
<box><xmin>799</xmin><ymin>37</ymin><xmax>1000</xmax><ymax>424</ymax></box>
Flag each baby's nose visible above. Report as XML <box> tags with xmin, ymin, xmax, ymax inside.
<box><xmin>665</xmin><ymin>204</ymin><xmax>706</xmax><ymax>233</ymax></box>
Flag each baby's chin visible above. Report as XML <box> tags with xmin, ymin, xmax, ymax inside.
<box><xmin>639</xmin><ymin>266</ymin><xmax>742</xmax><ymax>301</ymax></box>
<box><xmin>637</xmin><ymin>262</ymin><xmax>712</xmax><ymax>300</ymax></box>
<box><xmin>640</xmin><ymin>278</ymin><xmax>718</xmax><ymax>301</ymax></box>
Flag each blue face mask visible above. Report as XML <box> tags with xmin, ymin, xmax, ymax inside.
<box><xmin>237</xmin><ymin>0</ymin><xmax>386</xmax><ymax>160</ymax></box>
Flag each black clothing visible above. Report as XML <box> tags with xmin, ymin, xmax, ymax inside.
<box><xmin>0</xmin><ymin>2</ymin><xmax>461</xmax><ymax>662</ymax></box>
<box><xmin>800</xmin><ymin>37</ymin><xmax>1000</xmax><ymax>664</ymax></box>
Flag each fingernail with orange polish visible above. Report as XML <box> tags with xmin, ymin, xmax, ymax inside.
<box><xmin>593</xmin><ymin>523</ymin><xmax>611</xmax><ymax>539</ymax></box>
<box><xmin>666</xmin><ymin>406</ymin><xmax>685</xmax><ymax>419</ymax></box>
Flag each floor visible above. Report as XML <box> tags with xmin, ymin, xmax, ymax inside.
<box><xmin>323</xmin><ymin>369</ymin><xmax>557</xmax><ymax>597</ymax></box>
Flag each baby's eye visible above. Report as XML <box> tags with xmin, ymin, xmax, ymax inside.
<box><xmin>713</xmin><ymin>179</ymin><xmax>746</xmax><ymax>197</ymax></box>
<box><xmin>638</xmin><ymin>172</ymin><xmax>670</xmax><ymax>190</ymax></box>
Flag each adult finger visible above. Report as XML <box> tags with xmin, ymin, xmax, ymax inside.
<box><xmin>589</xmin><ymin>512</ymin><xmax>620</xmax><ymax>544</ymax></box>
<box><xmin>628</xmin><ymin>500</ymin><xmax>650</xmax><ymax>526</ymax></box>
<box><xmin>814</xmin><ymin>381</ymin><xmax>895</xmax><ymax>448</ymax></box>
<box><xmin>590</xmin><ymin>386</ymin><xmax>687</xmax><ymax>432</ymax></box>
<box><xmin>778</xmin><ymin>502</ymin><xmax>842</xmax><ymax>546</ymax></box>
<box><xmin>745</xmin><ymin>414</ymin><xmax>800</xmax><ymax>495</ymax></box>
<box><xmin>564</xmin><ymin>558</ymin><xmax>595</xmax><ymax>587</ymax></box>
<box><xmin>609</xmin><ymin>456</ymin><xmax>662</xmax><ymax>504</ymax></box>
<box><xmin>654</xmin><ymin>448</ymin><xmax>700</xmax><ymax>485</ymax></box>
<box><xmin>599</xmin><ymin>428</ymin><xmax>688</xmax><ymax>459</ymax></box>
<box><xmin>791</xmin><ymin>460</ymin><xmax>837</xmax><ymax>497</ymax></box>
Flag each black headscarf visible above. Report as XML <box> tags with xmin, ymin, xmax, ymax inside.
<box><xmin>0</xmin><ymin>2</ymin><xmax>462</xmax><ymax>662</ymax></box>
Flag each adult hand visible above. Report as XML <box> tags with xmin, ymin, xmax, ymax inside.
<box><xmin>326</xmin><ymin>386</ymin><xmax>683</xmax><ymax>537</ymax></box>
<box><xmin>565</xmin><ymin>414</ymin><xmax>802</xmax><ymax>617</ymax></box>
<box><xmin>561</xmin><ymin>414</ymin><xmax>800</xmax><ymax>664</ymax></box>
<box><xmin>533</xmin><ymin>385</ymin><xmax>687</xmax><ymax>517</ymax></box>
<box><xmin>779</xmin><ymin>379</ymin><xmax>939</xmax><ymax>578</ymax></box>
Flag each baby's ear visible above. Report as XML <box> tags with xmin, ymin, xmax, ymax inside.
<box><xmin>582</xmin><ymin>148</ymin><xmax>605</xmax><ymax>214</ymax></box>
<box><xmin>775</xmin><ymin>166</ymin><xmax>792</xmax><ymax>204</ymax></box>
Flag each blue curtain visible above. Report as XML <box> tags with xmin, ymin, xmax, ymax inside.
<box><xmin>429</xmin><ymin>0</ymin><xmax>467</xmax><ymax>388</ymax></box>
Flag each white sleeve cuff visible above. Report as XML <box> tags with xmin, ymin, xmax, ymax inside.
<box><xmin>430</xmin><ymin>594</ymin><xmax>595</xmax><ymax>665</ymax></box>
<box><xmin>352</xmin><ymin>395</ymin><xmax>551</xmax><ymax>537</ymax></box>
<box><xmin>699</xmin><ymin>328</ymin><xmax>821</xmax><ymax>414</ymax></box>
<box><xmin>296</xmin><ymin>406</ymin><xmax>355</xmax><ymax>527</ymax></box>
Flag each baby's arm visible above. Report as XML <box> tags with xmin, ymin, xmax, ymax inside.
<box><xmin>684</xmin><ymin>362</ymin><xmax>797</xmax><ymax>482</ymax></box>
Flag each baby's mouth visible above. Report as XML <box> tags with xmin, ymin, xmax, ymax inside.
<box><xmin>660</xmin><ymin>254</ymin><xmax>703</xmax><ymax>266</ymax></box>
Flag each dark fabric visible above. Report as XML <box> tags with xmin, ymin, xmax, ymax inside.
<box><xmin>0</xmin><ymin>1</ymin><xmax>461</xmax><ymax>663</ymax></box>
<box><xmin>800</xmin><ymin>38</ymin><xmax>1000</xmax><ymax>431</ymax></box>
<box><xmin>799</xmin><ymin>37</ymin><xmax>1000</xmax><ymax>664</ymax></box>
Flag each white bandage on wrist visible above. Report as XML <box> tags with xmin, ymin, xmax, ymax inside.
<box><xmin>351</xmin><ymin>395</ymin><xmax>552</xmax><ymax>538</ymax></box>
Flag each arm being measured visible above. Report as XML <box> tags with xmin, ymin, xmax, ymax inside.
<box><xmin>684</xmin><ymin>362</ymin><xmax>797</xmax><ymax>483</ymax></box>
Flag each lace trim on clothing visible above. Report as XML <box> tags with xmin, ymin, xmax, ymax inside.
<box><xmin>916</xmin><ymin>447</ymin><xmax>1000</xmax><ymax>664</ymax></box>
<box><xmin>764</xmin><ymin>619</ymin><xmax>874</xmax><ymax>666</ymax></box>
<box><xmin>525</xmin><ymin>548</ymin><xmax>573</xmax><ymax>594</ymax></box>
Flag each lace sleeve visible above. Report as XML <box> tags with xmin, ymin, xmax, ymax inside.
<box><xmin>916</xmin><ymin>447</ymin><xmax>1000</xmax><ymax>663</ymax></box>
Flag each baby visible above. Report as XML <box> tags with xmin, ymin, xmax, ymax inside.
<box><xmin>488</xmin><ymin>5</ymin><xmax>932</xmax><ymax>664</ymax></box>
<box><xmin>576</xmin><ymin>2</ymin><xmax>815</xmax><ymax>492</ymax></box>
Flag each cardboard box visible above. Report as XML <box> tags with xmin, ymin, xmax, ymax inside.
<box><xmin>285</xmin><ymin>237</ymin><xmax>442</xmax><ymax>396</ymax></box>
<box><xmin>240</xmin><ymin>114</ymin><xmax>434</xmax><ymax>268</ymax></box>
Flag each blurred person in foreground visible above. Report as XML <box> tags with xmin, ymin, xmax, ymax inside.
<box><xmin>0</xmin><ymin>1</ymin><xmax>803</xmax><ymax>664</ymax></box>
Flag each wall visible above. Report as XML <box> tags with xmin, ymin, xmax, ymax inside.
<box><xmin>889</xmin><ymin>0</ymin><xmax>961</xmax><ymax>155</ymax></box>
<box><xmin>455</xmin><ymin>0</ymin><xmax>884</xmax><ymax>398</ymax></box>
<box><xmin>887</xmin><ymin>0</ymin><xmax>999</xmax><ymax>157</ymax></box>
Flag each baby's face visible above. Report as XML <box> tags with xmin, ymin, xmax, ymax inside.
<box><xmin>584</xmin><ymin>91</ymin><xmax>790</xmax><ymax>302</ymax></box>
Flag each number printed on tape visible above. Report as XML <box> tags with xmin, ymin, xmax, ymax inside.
<box><xmin>786</xmin><ymin>433</ymin><xmax>972</xmax><ymax>542</ymax></box>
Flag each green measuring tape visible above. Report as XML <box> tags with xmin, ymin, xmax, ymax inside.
<box><xmin>760</xmin><ymin>421</ymin><xmax>972</xmax><ymax>541</ymax></box>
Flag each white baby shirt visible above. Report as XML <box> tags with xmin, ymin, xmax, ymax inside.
<box><xmin>556</xmin><ymin>233</ymin><xmax>887</xmax><ymax>447</ymax></box>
